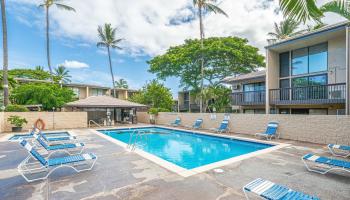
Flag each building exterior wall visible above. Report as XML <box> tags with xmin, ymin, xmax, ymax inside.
<box><xmin>0</xmin><ymin>112</ymin><xmax>87</xmax><ymax>132</ymax></box>
<box><xmin>328</xmin><ymin>36</ymin><xmax>347</xmax><ymax>84</ymax></box>
<box><xmin>266</xmin><ymin>50</ymin><xmax>279</xmax><ymax>113</ymax></box>
<box><xmin>137</xmin><ymin>112</ymin><xmax>350</xmax><ymax>145</ymax></box>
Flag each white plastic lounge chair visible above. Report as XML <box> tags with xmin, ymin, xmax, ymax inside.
<box><xmin>243</xmin><ymin>178</ymin><xmax>319</xmax><ymax>200</ymax></box>
<box><xmin>210</xmin><ymin>119</ymin><xmax>229</xmax><ymax>133</ymax></box>
<box><xmin>18</xmin><ymin>139</ymin><xmax>97</xmax><ymax>182</ymax></box>
<box><xmin>302</xmin><ymin>153</ymin><xmax>350</xmax><ymax>175</ymax></box>
<box><xmin>328</xmin><ymin>144</ymin><xmax>350</xmax><ymax>158</ymax></box>
<box><xmin>255</xmin><ymin>122</ymin><xmax>279</xmax><ymax>140</ymax></box>
<box><xmin>33</xmin><ymin>133</ymin><xmax>84</xmax><ymax>156</ymax></box>
<box><xmin>170</xmin><ymin>118</ymin><xmax>181</xmax><ymax>127</ymax></box>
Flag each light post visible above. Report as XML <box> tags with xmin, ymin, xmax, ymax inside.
<box><xmin>52</xmin><ymin>107</ymin><xmax>55</xmax><ymax>129</ymax></box>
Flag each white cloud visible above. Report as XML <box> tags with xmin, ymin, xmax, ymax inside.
<box><xmin>11</xmin><ymin>0</ymin><xmax>345</xmax><ymax>57</ymax></box>
<box><xmin>59</xmin><ymin>60</ymin><xmax>89</xmax><ymax>69</ymax></box>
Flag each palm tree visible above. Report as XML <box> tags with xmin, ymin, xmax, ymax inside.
<box><xmin>54</xmin><ymin>65</ymin><xmax>71</xmax><ymax>83</ymax></box>
<box><xmin>279</xmin><ymin>0</ymin><xmax>350</xmax><ymax>22</ymax></box>
<box><xmin>268</xmin><ymin>18</ymin><xmax>304</xmax><ymax>40</ymax></box>
<box><xmin>39</xmin><ymin>0</ymin><xmax>75</xmax><ymax>77</ymax></box>
<box><xmin>97</xmin><ymin>23</ymin><xmax>122</xmax><ymax>97</ymax></box>
<box><xmin>1</xmin><ymin>0</ymin><xmax>9</xmax><ymax>106</ymax></box>
<box><xmin>192</xmin><ymin>0</ymin><xmax>228</xmax><ymax>113</ymax></box>
<box><xmin>115</xmin><ymin>78</ymin><xmax>128</xmax><ymax>89</ymax></box>
<box><xmin>35</xmin><ymin>66</ymin><xmax>45</xmax><ymax>71</ymax></box>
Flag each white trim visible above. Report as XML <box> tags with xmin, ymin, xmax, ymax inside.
<box><xmin>92</xmin><ymin>126</ymin><xmax>289</xmax><ymax>177</ymax></box>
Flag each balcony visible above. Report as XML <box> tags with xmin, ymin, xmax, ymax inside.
<box><xmin>178</xmin><ymin>104</ymin><xmax>201</xmax><ymax>112</ymax></box>
<box><xmin>231</xmin><ymin>91</ymin><xmax>266</xmax><ymax>105</ymax></box>
<box><xmin>270</xmin><ymin>83</ymin><xmax>346</xmax><ymax>105</ymax></box>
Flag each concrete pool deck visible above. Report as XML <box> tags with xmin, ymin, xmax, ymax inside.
<box><xmin>0</xmin><ymin>126</ymin><xmax>349</xmax><ymax>199</ymax></box>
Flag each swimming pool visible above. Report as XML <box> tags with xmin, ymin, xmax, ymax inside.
<box><xmin>98</xmin><ymin>127</ymin><xmax>276</xmax><ymax>170</ymax></box>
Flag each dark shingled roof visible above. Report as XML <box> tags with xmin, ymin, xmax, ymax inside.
<box><xmin>222</xmin><ymin>70</ymin><xmax>266</xmax><ymax>83</ymax></box>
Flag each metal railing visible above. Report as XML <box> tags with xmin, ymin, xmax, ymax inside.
<box><xmin>88</xmin><ymin>120</ymin><xmax>103</xmax><ymax>128</ymax></box>
<box><xmin>270</xmin><ymin>83</ymin><xmax>346</xmax><ymax>105</ymax></box>
<box><xmin>231</xmin><ymin>91</ymin><xmax>266</xmax><ymax>105</ymax></box>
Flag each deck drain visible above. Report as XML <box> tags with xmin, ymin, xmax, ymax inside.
<box><xmin>213</xmin><ymin>168</ymin><xmax>224</xmax><ymax>173</ymax></box>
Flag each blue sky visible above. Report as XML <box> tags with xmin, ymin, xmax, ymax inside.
<box><xmin>1</xmin><ymin>0</ymin><xmax>342</xmax><ymax>98</ymax></box>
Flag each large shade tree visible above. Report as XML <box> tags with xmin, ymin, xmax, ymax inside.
<box><xmin>39</xmin><ymin>0</ymin><xmax>75</xmax><ymax>77</ymax></box>
<box><xmin>279</xmin><ymin>0</ymin><xmax>350</xmax><ymax>22</ymax></box>
<box><xmin>192</xmin><ymin>0</ymin><xmax>228</xmax><ymax>113</ymax></box>
<box><xmin>129</xmin><ymin>80</ymin><xmax>173</xmax><ymax>111</ymax></box>
<box><xmin>97</xmin><ymin>23</ymin><xmax>122</xmax><ymax>97</ymax></box>
<box><xmin>148</xmin><ymin>36</ymin><xmax>265</xmax><ymax>91</ymax></box>
<box><xmin>1</xmin><ymin>0</ymin><xmax>9</xmax><ymax>106</ymax></box>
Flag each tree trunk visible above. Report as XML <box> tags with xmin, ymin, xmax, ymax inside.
<box><xmin>1</xmin><ymin>0</ymin><xmax>9</xmax><ymax>106</ymax></box>
<box><xmin>107</xmin><ymin>46</ymin><xmax>116</xmax><ymax>97</ymax></box>
<box><xmin>46</xmin><ymin>6</ymin><xmax>53</xmax><ymax>79</ymax></box>
<box><xmin>199</xmin><ymin>6</ymin><xmax>205</xmax><ymax>113</ymax></box>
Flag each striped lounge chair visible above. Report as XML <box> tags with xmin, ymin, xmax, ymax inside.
<box><xmin>211</xmin><ymin>119</ymin><xmax>229</xmax><ymax>133</ymax></box>
<box><xmin>302</xmin><ymin>153</ymin><xmax>350</xmax><ymax>175</ymax></box>
<box><xmin>170</xmin><ymin>118</ymin><xmax>181</xmax><ymax>127</ymax></box>
<box><xmin>243</xmin><ymin>178</ymin><xmax>319</xmax><ymax>200</ymax></box>
<box><xmin>39</xmin><ymin>130</ymin><xmax>77</xmax><ymax>143</ymax></box>
<box><xmin>18</xmin><ymin>139</ymin><xmax>97</xmax><ymax>182</ymax></box>
<box><xmin>185</xmin><ymin>118</ymin><xmax>203</xmax><ymax>129</ymax></box>
<box><xmin>255</xmin><ymin>122</ymin><xmax>279</xmax><ymax>140</ymax></box>
<box><xmin>328</xmin><ymin>144</ymin><xmax>350</xmax><ymax>158</ymax></box>
<box><xmin>33</xmin><ymin>133</ymin><xmax>84</xmax><ymax>155</ymax></box>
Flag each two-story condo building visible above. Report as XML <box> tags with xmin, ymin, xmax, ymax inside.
<box><xmin>225</xmin><ymin>21</ymin><xmax>350</xmax><ymax>115</ymax></box>
<box><xmin>223</xmin><ymin>70</ymin><xmax>266</xmax><ymax>114</ymax></box>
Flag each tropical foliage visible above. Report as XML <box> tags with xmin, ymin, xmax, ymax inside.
<box><xmin>115</xmin><ymin>78</ymin><xmax>128</xmax><ymax>89</ymax></box>
<box><xmin>4</xmin><ymin>104</ymin><xmax>29</xmax><ymax>112</ymax></box>
<box><xmin>7</xmin><ymin>115</ymin><xmax>28</xmax><ymax>127</ymax></box>
<box><xmin>8</xmin><ymin>69</ymin><xmax>51</xmax><ymax>80</ymax></box>
<box><xmin>54</xmin><ymin>65</ymin><xmax>71</xmax><ymax>83</ymax></box>
<box><xmin>192</xmin><ymin>0</ymin><xmax>228</xmax><ymax>113</ymax></box>
<box><xmin>279</xmin><ymin>0</ymin><xmax>350</xmax><ymax>22</ymax></box>
<box><xmin>97</xmin><ymin>23</ymin><xmax>123</xmax><ymax>97</ymax></box>
<box><xmin>130</xmin><ymin>80</ymin><xmax>173</xmax><ymax>111</ymax></box>
<box><xmin>11</xmin><ymin>83</ymin><xmax>75</xmax><ymax>110</ymax></box>
<box><xmin>268</xmin><ymin>18</ymin><xmax>304</xmax><ymax>40</ymax></box>
<box><xmin>39</xmin><ymin>0</ymin><xmax>75</xmax><ymax>76</ymax></box>
<box><xmin>148</xmin><ymin>37</ymin><xmax>264</xmax><ymax>90</ymax></box>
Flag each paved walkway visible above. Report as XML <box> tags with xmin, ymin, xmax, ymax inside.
<box><xmin>0</xmin><ymin>127</ymin><xmax>349</xmax><ymax>200</ymax></box>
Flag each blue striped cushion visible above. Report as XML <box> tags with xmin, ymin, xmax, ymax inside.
<box><xmin>281</xmin><ymin>191</ymin><xmax>320</xmax><ymax>200</ymax></box>
<box><xmin>19</xmin><ymin>139</ymin><xmax>47</xmax><ymax>166</ymax></box>
<box><xmin>329</xmin><ymin>144</ymin><xmax>350</xmax><ymax>151</ymax></box>
<box><xmin>47</xmin><ymin>143</ymin><xmax>84</xmax><ymax>150</ymax></box>
<box><xmin>47</xmin><ymin>153</ymin><xmax>96</xmax><ymax>166</ymax></box>
<box><xmin>303</xmin><ymin>154</ymin><xmax>350</xmax><ymax>169</ymax></box>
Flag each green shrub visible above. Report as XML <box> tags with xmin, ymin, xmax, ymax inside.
<box><xmin>5</xmin><ymin>104</ymin><xmax>29</xmax><ymax>112</ymax></box>
<box><xmin>7</xmin><ymin>115</ymin><xmax>28</xmax><ymax>127</ymax></box>
<box><xmin>148</xmin><ymin>107</ymin><xmax>170</xmax><ymax>115</ymax></box>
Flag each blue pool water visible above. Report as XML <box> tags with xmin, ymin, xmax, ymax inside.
<box><xmin>99</xmin><ymin>127</ymin><xmax>273</xmax><ymax>169</ymax></box>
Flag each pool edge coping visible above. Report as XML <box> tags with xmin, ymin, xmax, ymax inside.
<box><xmin>92</xmin><ymin>125</ymin><xmax>290</xmax><ymax>177</ymax></box>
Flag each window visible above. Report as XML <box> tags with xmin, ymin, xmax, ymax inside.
<box><xmin>279</xmin><ymin>79</ymin><xmax>290</xmax><ymax>100</ymax></box>
<box><xmin>279</xmin><ymin>52</ymin><xmax>290</xmax><ymax>77</ymax></box>
<box><xmin>243</xmin><ymin>82</ymin><xmax>265</xmax><ymax>102</ymax></box>
<box><xmin>72</xmin><ymin>88</ymin><xmax>80</xmax><ymax>98</ymax></box>
<box><xmin>292</xmin><ymin>74</ymin><xmax>327</xmax><ymax>100</ymax></box>
<box><xmin>90</xmin><ymin>88</ymin><xmax>104</xmax><ymax>96</ymax></box>
<box><xmin>309</xmin><ymin>43</ymin><xmax>327</xmax><ymax>73</ymax></box>
<box><xmin>243</xmin><ymin>82</ymin><xmax>265</xmax><ymax>92</ymax></box>
<box><xmin>292</xmin><ymin>47</ymin><xmax>308</xmax><ymax>75</ymax></box>
<box><xmin>291</xmin><ymin>43</ymin><xmax>328</xmax><ymax>75</ymax></box>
